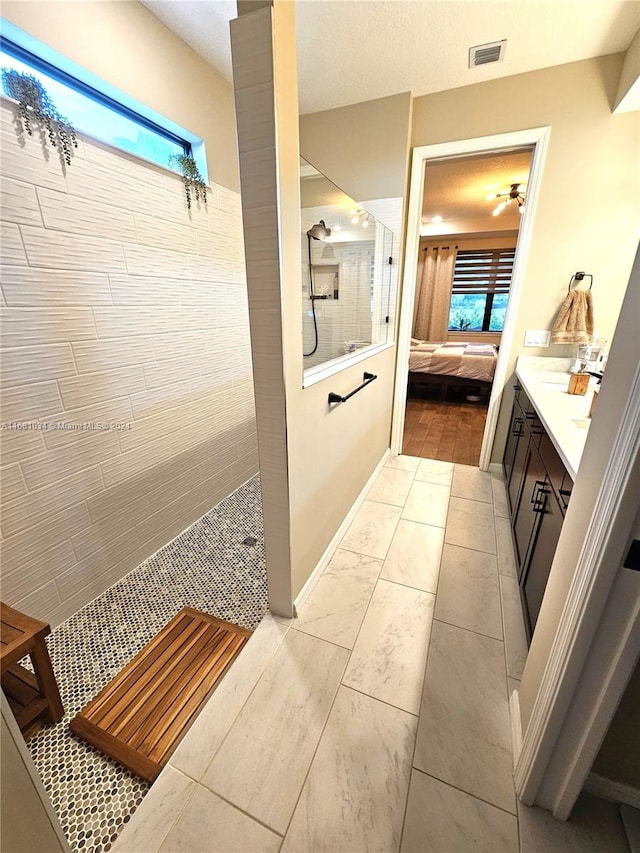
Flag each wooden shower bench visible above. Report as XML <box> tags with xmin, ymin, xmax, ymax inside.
<box><xmin>70</xmin><ymin>607</ymin><xmax>251</xmax><ymax>781</ymax></box>
<box><xmin>1</xmin><ymin>602</ymin><xmax>64</xmax><ymax>737</ymax></box>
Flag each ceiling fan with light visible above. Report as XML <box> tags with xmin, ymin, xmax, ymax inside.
<box><xmin>488</xmin><ymin>183</ymin><xmax>526</xmax><ymax>216</ymax></box>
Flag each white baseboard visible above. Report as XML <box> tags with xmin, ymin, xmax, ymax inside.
<box><xmin>293</xmin><ymin>449</ymin><xmax>390</xmax><ymax>616</ymax></box>
<box><xmin>585</xmin><ymin>773</ymin><xmax>640</xmax><ymax>809</ymax></box>
<box><xmin>510</xmin><ymin>686</ymin><xmax>523</xmax><ymax>769</ymax></box>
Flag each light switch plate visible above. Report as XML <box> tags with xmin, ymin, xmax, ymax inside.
<box><xmin>524</xmin><ymin>329</ymin><xmax>551</xmax><ymax>347</ymax></box>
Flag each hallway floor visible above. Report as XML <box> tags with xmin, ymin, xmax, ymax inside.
<box><xmin>114</xmin><ymin>456</ymin><xmax>630</xmax><ymax>853</ymax></box>
<box><xmin>402</xmin><ymin>397</ymin><xmax>488</xmax><ymax>463</ymax></box>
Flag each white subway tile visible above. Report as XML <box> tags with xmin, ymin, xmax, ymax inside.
<box><xmin>150</xmin><ymin>330</ymin><xmax>208</xmax><ymax>361</ymax></box>
<box><xmin>11</xmin><ymin>581</ymin><xmax>62</xmax><ymax>626</ymax></box>
<box><xmin>93</xmin><ymin>306</ymin><xmax>170</xmax><ymax>338</ymax></box>
<box><xmin>0</xmin><ymin>265</ymin><xmax>112</xmax><ymax>307</ymax></box>
<box><xmin>143</xmin><ymin>353</ymin><xmax>201</xmax><ymax>389</ymax></box>
<box><xmin>37</xmin><ymin>187</ymin><xmax>135</xmax><ymax>242</ymax></box>
<box><xmin>0</xmin><ymin>425</ymin><xmax>47</xmax><ymax>465</ymax></box>
<box><xmin>21</xmin><ymin>225</ymin><xmax>126</xmax><ymax>273</ymax></box>
<box><xmin>0</xmin><ymin>176</ymin><xmax>43</xmax><ymax>226</ymax></box>
<box><xmin>71</xmin><ymin>511</ymin><xmax>143</xmax><ymax>562</ymax></box>
<box><xmin>87</xmin><ymin>478</ymin><xmax>152</xmax><ymax>524</ymax></box>
<box><xmin>20</xmin><ymin>430</ymin><xmax>119</xmax><ymax>491</ymax></box>
<box><xmin>72</xmin><ymin>336</ymin><xmax>155</xmax><ymax>372</ymax></box>
<box><xmin>134</xmin><ymin>212</ymin><xmax>198</xmax><ymax>254</ymax></box>
<box><xmin>0</xmin><ymin>343</ymin><xmax>76</xmax><ymax>387</ymax></box>
<box><xmin>0</xmin><ymin>463</ymin><xmax>26</xmax><ymax>503</ymax></box>
<box><xmin>55</xmin><ymin>552</ymin><xmax>127</xmax><ymax>605</ymax></box>
<box><xmin>2</xmin><ymin>540</ymin><xmax>77</xmax><ymax>603</ymax></box>
<box><xmin>0</xmin><ymin>221</ymin><xmax>27</xmax><ymax>266</ymax></box>
<box><xmin>0</xmin><ymin>381</ymin><xmax>63</xmax><ymax>422</ymax></box>
<box><xmin>118</xmin><ymin>406</ymin><xmax>185</xmax><ymax>453</ymax></box>
<box><xmin>123</xmin><ymin>243</ymin><xmax>193</xmax><ymax>279</ymax></box>
<box><xmin>40</xmin><ymin>398</ymin><xmax>133</xmax><ymax>449</ymax></box>
<box><xmin>108</xmin><ymin>274</ymin><xmax>181</xmax><ymax>306</ymax></box>
<box><xmin>0</xmin><ymin>466</ymin><xmax>103</xmax><ymax>537</ymax></box>
<box><xmin>0</xmin><ymin>503</ymin><xmax>90</xmax><ymax>574</ymax></box>
<box><xmin>0</xmin><ymin>130</ymin><xmax>67</xmax><ymax>192</ymax></box>
<box><xmin>100</xmin><ymin>435</ymin><xmax>170</xmax><ymax>488</ymax></box>
<box><xmin>58</xmin><ymin>365</ymin><xmax>145</xmax><ymax>410</ymax></box>
<box><xmin>189</xmin><ymin>254</ymin><xmax>236</xmax><ymax>283</ymax></box>
<box><xmin>0</xmin><ymin>307</ymin><xmax>96</xmax><ymax>347</ymax></box>
<box><xmin>130</xmin><ymin>381</ymin><xmax>190</xmax><ymax>420</ymax></box>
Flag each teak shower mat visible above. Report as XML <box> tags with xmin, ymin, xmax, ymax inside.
<box><xmin>70</xmin><ymin>607</ymin><xmax>252</xmax><ymax>781</ymax></box>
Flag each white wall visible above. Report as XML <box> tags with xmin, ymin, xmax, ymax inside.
<box><xmin>0</xmin><ymin>100</ymin><xmax>256</xmax><ymax>626</ymax></box>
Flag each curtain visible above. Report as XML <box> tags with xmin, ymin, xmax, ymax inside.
<box><xmin>413</xmin><ymin>245</ymin><xmax>457</xmax><ymax>341</ymax></box>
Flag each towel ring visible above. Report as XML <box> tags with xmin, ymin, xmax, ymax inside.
<box><xmin>568</xmin><ymin>271</ymin><xmax>593</xmax><ymax>292</ymax></box>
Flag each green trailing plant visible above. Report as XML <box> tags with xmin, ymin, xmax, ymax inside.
<box><xmin>169</xmin><ymin>154</ymin><xmax>207</xmax><ymax>209</ymax></box>
<box><xmin>1</xmin><ymin>69</ymin><xmax>77</xmax><ymax>166</ymax></box>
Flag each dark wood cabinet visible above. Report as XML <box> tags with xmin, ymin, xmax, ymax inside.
<box><xmin>522</xmin><ymin>484</ymin><xmax>564</xmax><ymax>632</ymax></box>
<box><xmin>503</xmin><ymin>381</ymin><xmax>574</xmax><ymax>640</ymax></box>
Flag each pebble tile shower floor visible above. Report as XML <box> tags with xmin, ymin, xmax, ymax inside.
<box><xmin>25</xmin><ymin>475</ymin><xmax>268</xmax><ymax>853</ymax></box>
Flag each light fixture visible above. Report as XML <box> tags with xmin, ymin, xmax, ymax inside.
<box><xmin>489</xmin><ymin>182</ymin><xmax>526</xmax><ymax>216</ymax></box>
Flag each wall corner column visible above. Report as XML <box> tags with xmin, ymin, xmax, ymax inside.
<box><xmin>230</xmin><ymin>0</ymin><xmax>301</xmax><ymax>617</ymax></box>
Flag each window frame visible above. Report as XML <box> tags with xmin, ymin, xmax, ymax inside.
<box><xmin>449</xmin><ymin>247</ymin><xmax>516</xmax><ymax>333</ymax></box>
<box><xmin>0</xmin><ymin>19</ymin><xmax>207</xmax><ymax>181</ymax></box>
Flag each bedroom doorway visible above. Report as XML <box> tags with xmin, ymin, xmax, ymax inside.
<box><xmin>391</xmin><ymin>128</ymin><xmax>551</xmax><ymax>469</ymax></box>
<box><xmin>402</xmin><ymin>149</ymin><xmax>532</xmax><ymax>464</ymax></box>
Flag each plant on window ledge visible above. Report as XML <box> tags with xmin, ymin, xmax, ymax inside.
<box><xmin>1</xmin><ymin>69</ymin><xmax>77</xmax><ymax>165</ymax></box>
<box><xmin>168</xmin><ymin>154</ymin><xmax>207</xmax><ymax>209</ymax></box>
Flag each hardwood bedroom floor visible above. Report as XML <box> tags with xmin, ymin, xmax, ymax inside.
<box><xmin>402</xmin><ymin>397</ymin><xmax>488</xmax><ymax>465</ymax></box>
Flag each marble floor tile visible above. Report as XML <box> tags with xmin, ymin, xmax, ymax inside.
<box><xmin>434</xmin><ymin>544</ymin><xmax>502</xmax><ymax>640</ymax></box>
<box><xmin>414</xmin><ymin>620</ymin><xmax>515</xmax><ymax>813</ymax></box>
<box><xmin>414</xmin><ymin>458</ymin><xmax>454</xmax><ymax>487</ymax></box>
<box><xmin>452</xmin><ymin>464</ymin><xmax>493</xmax><ymax>503</ymax></box>
<box><xmin>367</xmin><ymin>466</ymin><xmax>416</xmax><ymax>506</ymax></box>
<box><xmin>500</xmin><ymin>574</ymin><xmax>529</xmax><ymax>680</ymax></box>
<box><xmin>445</xmin><ymin>496</ymin><xmax>496</xmax><ymax>554</ymax></box>
<box><xmin>386</xmin><ymin>454</ymin><xmax>421</xmax><ymax>471</ymax></box>
<box><xmin>112</xmin><ymin>766</ymin><xmax>194</xmax><ymax>853</ymax></box>
<box><xmin>401</xmin><ymin>770</ymin><xmax>518</xmax><ymax>853</ymax></box>
<box><xmin>402</xmin><ymin>481</ymin><xmax>450</xmax><ymax>528</ymax></box>
<box><xmin>343</xmin><ymin>579</ymin><xmax>435</xmax><ymax>714</ymax></box>
<box><xmin>159</xmin><ymin>784</ymin><xmax>281</xmax><ymax>853</ymax></box>
<box><xmin>340</xmin><ymin>500</ymin><xmax>403</xmax><ymax>560</ymax></box>
<box><xmin>282</xmin><ymin>686</ymin><xmax>416</xmax><ymax>853</ymax></box>
<box><xmin>380</xmin><ymin>520</ymin><xmax>444</xmax><ymax>593</ymax></box>
<box><xmin>288</xmin><ymin>550</ymin><xmax>381</xmax><ymax>649</ymax></box>
<box><xmin>170</xmin><ymin>614</ymin><xmax>288</xmax><ymax>780</ymax></box>
<box><xmin>495</xmin><ymin>516</ymin><xmax>518</xmax><ymax>578</ymax></box>
<box><xmin>519</xmin><ymin>792</ymin><xmax>630</xmax><ymax>853</ymax></box>
<box><xmin>491</xmin><ymin>476</ymin><xmax>510</xmax><ymax>518</ymax></box>
<box><xmin>202</xmin><ymin>629</ymin><xmax>348</xmax><ymax>834</ymax></box>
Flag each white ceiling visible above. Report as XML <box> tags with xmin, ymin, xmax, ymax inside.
<box><xmin>142</xmin><ymin>0</ymin><xmax>639</xmax><ymax>114</ymax></box>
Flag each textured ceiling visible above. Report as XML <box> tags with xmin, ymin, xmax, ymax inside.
<box><xmin>423</xmin><ymin>149</ymin><xmax>533</xmax><ymax>221</ymax></box>
<box><xmin>142</xmin><ymin>0</ymin><xmax>639</xmax><ymax>114</ymax></box>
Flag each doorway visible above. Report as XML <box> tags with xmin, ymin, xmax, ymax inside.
<box><xmin>391</xmin><ymin>128</ymin><xmax>551</xmax><ymax>470</ymax></box>
<box><xmin>403</xmin><ymin>148</ymin><xmax>533</xmax><ymax>464</ymax></box>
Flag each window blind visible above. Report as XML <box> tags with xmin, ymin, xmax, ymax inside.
<box><xmin>452</xmin><ymin>249</ymin><xmax>516</xmax><ymax>295</ymax></box>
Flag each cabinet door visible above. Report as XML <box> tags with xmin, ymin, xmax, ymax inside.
<box><xmin>513</xmin><ymin>443</ymin><xmax>546</xmax><ymax>574</ymax></box>
<box><xmin>503</xmin><ymin>402</ymin><xmax>524</xmax><ymax>505</ymax></box>
<box><xmin>522</xmin><ymin>487</ymin><xmax>564</xmax><ymax>636</ymax></box>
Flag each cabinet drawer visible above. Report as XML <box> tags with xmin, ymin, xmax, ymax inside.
<box><xmin>539</xmin><ymin>433</ymin><xmax>566</xmax><ymax>499</ymax></box>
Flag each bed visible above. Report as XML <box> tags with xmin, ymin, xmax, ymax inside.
<box><xmin>408</xmin><ymin>340</ymin><xmax>498</xmax><ymax>399</ymax></box>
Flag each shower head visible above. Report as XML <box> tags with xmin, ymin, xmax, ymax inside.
<box><xmin>306</xmin><ymin>219</ymin><xmax>332</xmax><ymax>242</ymax></box>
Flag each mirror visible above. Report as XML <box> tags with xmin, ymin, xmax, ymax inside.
<box><xmin>300</xmin><ymin>158</ymin><xmax>397</xmax><ymax>381</ymax></box>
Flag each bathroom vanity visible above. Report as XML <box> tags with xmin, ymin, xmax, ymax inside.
<box><xmin>503</xmin><ymin>358</ymin><xmax>596</xmax><ymax>640</ymax></box>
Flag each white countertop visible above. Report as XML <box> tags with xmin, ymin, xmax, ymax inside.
<box><xmin>514</xmin><ymin>356</ymin><xmax>598</xmax><ymax>480</ymax></box>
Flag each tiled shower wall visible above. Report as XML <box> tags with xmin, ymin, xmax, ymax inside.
<box><xmin>0</xmin><ymin>98</ymin><xmax>258</xmax><ymax>627</ymax></box>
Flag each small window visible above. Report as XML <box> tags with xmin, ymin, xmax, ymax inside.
<box><xmin>0</xmin><ymin>35</ymin><xmax>191</xmax><ymax>170</ymax></box>
<box><xmin>448</xmin><ymin>248</ymin><xmax>515</xmax><ymax>333</ymax></box>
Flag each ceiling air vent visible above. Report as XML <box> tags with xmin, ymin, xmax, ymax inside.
<box><xmin>469</xmin><ymin>40</ymin><xmax>506</xmax><ymax>68</ymax></box>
